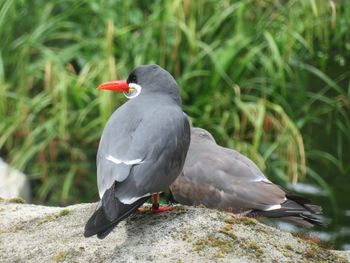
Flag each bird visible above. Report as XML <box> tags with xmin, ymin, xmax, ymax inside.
<box><xmin>84</xmin><ymin>64</ymin><xmax>190</xmax><ymax>239</ymax></box>
<box><xmin>170</xmin><ymin>127</ymin><xmax>323</xmax><ymax>227</ymax></box>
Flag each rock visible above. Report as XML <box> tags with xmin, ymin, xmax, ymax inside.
<box><xmin>0</xmin><ymin>201</ymin><xmax>348</xmax><ymax>263</ymax></box>
<box><xmin>0</xmin><ymin>159</ymin><xmax>31</xmax><ymax>202</ymax></box>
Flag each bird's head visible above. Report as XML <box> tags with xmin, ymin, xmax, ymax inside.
<box><xmin>191</xmin><ymin>127</ymin><xmax>216</xmax><ymax>143</ymax></box>
<box><xmin>97</xmin><ymin>64</ymin><xmax>180</xmax><ymax>102</ymax></box>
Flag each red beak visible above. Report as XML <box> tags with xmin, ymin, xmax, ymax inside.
<box><xmin>97</xmin><ymin>80</ymin><xmax>129</xmax><ymax>92</ymax></box>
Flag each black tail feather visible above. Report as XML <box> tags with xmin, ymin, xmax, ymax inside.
<box><xmin>84</xmin><ymin>182</ymin><xmax>149</xmax><ymax>239</ymax></box>
<box><xmin>248</xmin><ymin>194</ymin><xmax>325</xmax><ymax>227</ymax></box>
<box><xmin>286</xmin><ymin>194</ymin><xmax>322</xmax><ymax>214</ymax></box>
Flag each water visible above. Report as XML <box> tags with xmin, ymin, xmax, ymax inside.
<box><xmin>285</xmin><ymin>177</ymin><xmax>350</xmax><ymax>250</ymax></box>
<box><xmin>297</xmin><ymin>60</ymin><xmax>350</xmax><ymax>250</ymax></box>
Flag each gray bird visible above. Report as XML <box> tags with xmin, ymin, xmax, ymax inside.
<box><xmin>84</xmin><ymin>65</ymin><xmax>190</xmax><ymax>239</ymax></box>
<box><xmin>171</xmin><ymin>127</ymin><xmax>323</xmax><ymax>227</ymax></box>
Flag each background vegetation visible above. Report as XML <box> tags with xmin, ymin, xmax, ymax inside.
<box><xmin>0</xmin><ymin>0</ymin><xmax>349</xmax><ymax>248</ymax></box>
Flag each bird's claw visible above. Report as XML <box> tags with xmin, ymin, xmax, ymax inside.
<box><xmin>137</xmin><ymin>205</ymin><xmax>175</xmax><ymax>213</ymax></box>
<box><xmin>151</xmin><ymin>205</ymin><xmax>175</xmax><ymax>213</ymax></box>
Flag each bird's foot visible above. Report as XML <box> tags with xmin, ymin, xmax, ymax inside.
<box><xmin>137</xmin><ymin>205</ymin><xmax>174</xmax><ymax>213</ymax></box>
<box><xmin>151</xmin><ymin>205</ymin><xmax>175</xmax><ymax>213</ymax></box>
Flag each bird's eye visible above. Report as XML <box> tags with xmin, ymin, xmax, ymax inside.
<box><xmin>127</xmin><ymin>73</ymin><xmax>137</xmax><ymax>84</ymax></box>
<box><xmin>124</xmin><ymin>83</ymin><xmax>142</xmax><ymax>99</ymax></box>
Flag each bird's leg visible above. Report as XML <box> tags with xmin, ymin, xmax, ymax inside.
<box><xmin>151</xmin><ymin>194</ymin><xmax>160</xmax><ymax>209</ymax></box>
<box><xmin>136</xmin><ymin>194</ymin><xmax>174</xmax><ymax>213</ymax></box>
<box><xmin>151</xmin><ymin>194</ymin><xmax>174</xmax><ymax>213</ymax></box>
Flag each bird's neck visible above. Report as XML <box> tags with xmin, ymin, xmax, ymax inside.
<box><xmin>135</xmin><ymin>92</ymin><xmax>182</xmax><ymax>106</ymax></box>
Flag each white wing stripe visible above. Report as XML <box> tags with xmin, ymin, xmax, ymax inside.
<box><xmin>252</xmin><ymin>178</ymin><xmax>270</xmax><ymax>182</ymax></box>
<box><xmin>263</xmin><ymin>204</ymin><xmax>282</xmax><ymax>211</ymax></box>
<box><xmin>106</xmin><ymin>155</ymin><xmax>144</xmax><ymax>165</ymax></box>
<box><xmin>119</xmin><ymin>191</ymin><xmax>161</xmax><ymax>205</ymax></box>
<box><xmin>119</xmin><ymin>193</ymin><xmax>151</xmax><ymax>204</ymax></box>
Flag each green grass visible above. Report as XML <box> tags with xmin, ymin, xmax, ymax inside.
<box><xmin>0</xmin><ymin>0</ymin><xmax>349</xmax><ymax>205</ymax></box>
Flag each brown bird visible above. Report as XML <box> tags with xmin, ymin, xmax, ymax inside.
<box><xmin>171</xmin><ymin>127</ymin><xmax>323</xmax><ymax>227</ymax></box>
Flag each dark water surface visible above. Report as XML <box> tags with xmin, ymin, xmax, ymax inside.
<box><xmin>284</xmin><ymin>175</ymin><xmax>350</xmax><ymax>250</ymax></box>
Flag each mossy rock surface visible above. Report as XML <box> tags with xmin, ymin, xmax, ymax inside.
<box><xmin>0</xmin><ymin>203</ymin><xmax>349</xmax><ymax>263</ymax></box>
